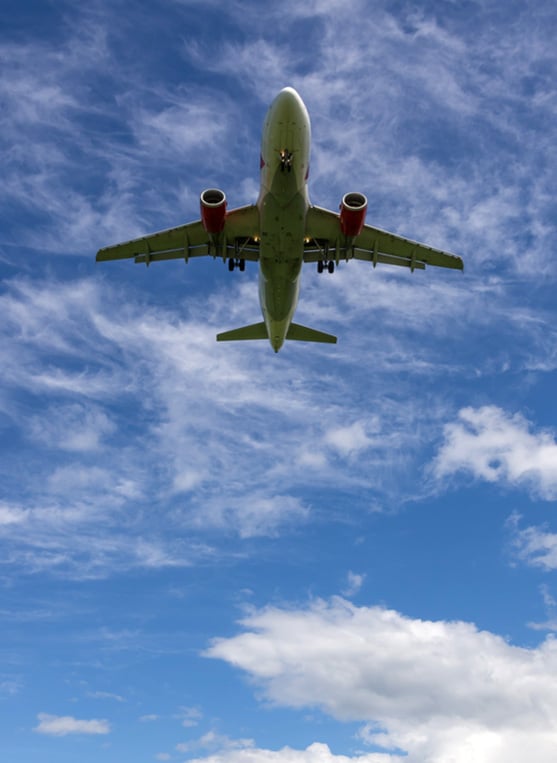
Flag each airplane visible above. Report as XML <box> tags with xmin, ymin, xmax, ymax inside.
<box><xmin>96</xmin><ymin>87</ymin><xmax>463</xmax><ymax>352</ymax></box>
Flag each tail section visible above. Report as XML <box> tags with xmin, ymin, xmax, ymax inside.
<box><xmin>216</xmin><ymin>321</ymin><xmax>336</xmax><ymax>348</ymax></box>
<box><xmin>286</xmin><ymin>323</ymin><xmax>337</xmax><ymax>344</ymax></box>
<box><xmin>216</xmin><ymin>322</ymin><xmax>268</xmax><ymax>342</ymax></box>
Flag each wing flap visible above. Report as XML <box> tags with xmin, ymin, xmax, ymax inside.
<box><xmin>304</xmin><ymin>205</ymin><xmax>462</xmax><ymax>271</ymax></box>
<box><xmin>96</xmin><ymin>205</ymin><xmax>260</xmax><ymax>264</ymax></box>
<box><xmin>96</xmin><ymin>221</ymin><xmax>208</xmax><ymax>262</ymax></box>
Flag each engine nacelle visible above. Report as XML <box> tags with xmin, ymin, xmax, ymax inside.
<box><xmin>339</xmin><ymin>192</ymin><xmax>368</xmax><ymax>237</ymax></box>
<box><xmin>200</xmin><ymin>188</ymin><xmax>227</xmax><ymax>234</ymax></box>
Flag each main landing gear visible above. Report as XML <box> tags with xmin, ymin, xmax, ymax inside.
<box><xmin>317</xmin><ymin>260</ymin><xmax>335</xmax><ymax>274</ymax></box>
<box><xmin>228</xmin><ymin>258</ymin><xmax>246</xmax><ymax>272</ymax></box>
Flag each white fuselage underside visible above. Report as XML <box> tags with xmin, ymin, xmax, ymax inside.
<box><xmin>257</xmin><ymin>88</ymin><xmax>311</xmax><ymax>352</ymax></box>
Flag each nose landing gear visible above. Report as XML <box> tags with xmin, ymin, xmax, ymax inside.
<box><xmin>279</xmin><ymin>149</ymin><xmax>293</xmax><ymax>172</ymax></box>
<box><xmin>317</xmin><ymin>260</ymin><xmax>335</xmax><ymax>274</ymax></box>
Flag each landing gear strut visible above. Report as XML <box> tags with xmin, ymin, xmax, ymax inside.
<box><xmin>317</xmin><ymin>260</ymin><xmax>335</xmax><ymax>274</ymax></box>
<box><xmin>228</xmin><ymin>258</ymin><xmax>246</xmax><ymax>272</ymax></box>
<box><xmin>280</xmin><ymin>149</ymin><xmax>293</xmax><ymax>172</ymax></box>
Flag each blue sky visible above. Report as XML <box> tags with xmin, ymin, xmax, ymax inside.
<box><xmin>2</xmin><ymin>0</ymin><xmax>557</xmax><ymax>761</ymax></box>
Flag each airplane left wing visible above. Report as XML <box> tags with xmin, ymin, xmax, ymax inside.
<box><xmin>96</xmin><ymin>204</ymin><xmax>260</xmax><ymax>265</ymax></box>
<box><xmin>304</xmin><ymin>206</ymin><xmax>463</xmax><ymax>272</ymax></box>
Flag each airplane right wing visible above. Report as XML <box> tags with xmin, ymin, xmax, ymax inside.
<box><xmin>304</xmin><ymin>206</ymin><xmax>463</xmax><ymax>272</ymax></box>
<box><xmin>96</xmin><ymin>204</ymin><xmax>261</xmax><ymax>265</ymax></box>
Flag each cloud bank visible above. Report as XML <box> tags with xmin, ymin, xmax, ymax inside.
<box><xmin>206</xmin><ymin>597</ymin><xmax>557</xmax><ymax>762</ymax></box>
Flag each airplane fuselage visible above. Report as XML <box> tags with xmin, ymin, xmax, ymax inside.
<box><xmin>257</xmin><ymin>88</ymin><xmax>311</xmax><ymax>352</ymax></box>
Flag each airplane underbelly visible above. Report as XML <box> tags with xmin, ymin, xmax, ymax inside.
<box><xmin>259</xmin><ymin>267</ymin><xmax>301</xmax><ymax>321</ymax></box>
<box><xmin>258</xmin><ymin>189</ymin><xmax>305</xmax><ymax>324</ymax></box>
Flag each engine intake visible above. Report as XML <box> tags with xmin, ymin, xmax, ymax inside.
<box><xmin>200</xmin><ymin>188</ymin><xmax>227</xmax><ymax>234</ymax></box>
<box><xmin>339</xmin><ymin>192</ymin><xmax>367</xmax><ymax>237</ymax></box>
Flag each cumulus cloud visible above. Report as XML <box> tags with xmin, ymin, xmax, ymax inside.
<box><xmin>187</xmin><ymin>742</ymin><xmax>396</xmax><ymax>763</ymax></box>
<box><xmin>206</xmin><ymin>597</ymin><xmax>557</xmax><ymax>761</ymax></box>
<box><xmin>432</xmin><ymin>406</ymin><xmax>557</xmax><ymax>498</ymax></box>
<box><xmin>34</xmin><ymin>712</ymin><xmax>110</xmax><ymax>736</ymax></box>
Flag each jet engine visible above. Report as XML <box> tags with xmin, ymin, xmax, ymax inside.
<box><xmin>200</xmin><ymin>188</ymin><xmax>227</xmax><ymax>234</ymax></box>
<box><xmin>339</xmin><ymin>192</ymin><xmax>368</xmax><ymax>237</ymax></box>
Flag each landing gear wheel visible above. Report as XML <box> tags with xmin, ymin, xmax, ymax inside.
<box><xmin>228</xmin><ymin>258</ymin><xmax>235</xmax><ymax>272</ymax></box>
<box><xmin>239</xmin><ymin>259</ymin><xmax>246</xmax><ymax>272</ymax></box>
<box><xmin>317</xmin><ymin>260</ymin><xmax>324</xmax><ymax>274</ymax></box>
<box><xmin>328</xmin><ymin>260</ymin><xmax>335</xmax><ymax>274</ymax></box>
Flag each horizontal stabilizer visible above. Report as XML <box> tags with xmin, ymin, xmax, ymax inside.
<box><xmin>216</xmin><ymin>322</ymin><xmax>268</xmax><ymax>342</ymax></box>
<box><xmin>286</xmin><ymin>323</ymin><xmax>337</xmax><ymax>344</ymax></box>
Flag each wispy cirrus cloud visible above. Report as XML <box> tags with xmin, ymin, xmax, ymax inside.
<box><xmin>181</xmin><ymin>1</ymin><xmax>557</xmax><ymax>280</ymax></box>
<box><xmin>2</xmin><ymin>260</ymin><xmax>557</xmax><ymax>579</ymax></box>
<box><xmin>0</xmin><ymin>273</ymin><xmax>448</xmax><ymax>570</ymax></box>
<box><xmin>508</xmin><ymin>513</ymin><xmax>557</xmax><ymax>571</ymax></box>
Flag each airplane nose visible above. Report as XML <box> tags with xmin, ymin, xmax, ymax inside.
<box><xmin>277</xmin><ymin>87</ymin><xmax>303</xmax><ymax>108</ymax></box>
<box><xmin>270</xmin><ymin>87</ymin><xmax>309</xmax><ymax>128</ymax></box>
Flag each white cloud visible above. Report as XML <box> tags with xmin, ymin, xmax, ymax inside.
<box><xmin>509</xmin><ymin>514</ymin><xmax>557</xmax><ymax>571</ymax></box>
<box><xmin>0</xmin><ymin>274</ymin><xmax>445</xmax><ymax>568</ymax></box>
<box><xmin>189</xmin><ymin>493</ymin><xmax>311</xmax><ymax>539</ymax></box>
<box><xmin>133</xmin><ymin>99</ymin><xmax>230</xmax><ymax>157</ymax></box>
<box><xmin>206</xmin><ymin>597</ymin><xmax>557</xmax><ymax>761</ymax></box>
<box><xmin>342</xmin><ymin>572</ymin><xmax>365</xmax><ymax>597</ymax></box>
<box><xmin>177</xmin><ymin>730</ymin><xmax>254</xmax><ymax>754</ymax></box>
<box><xmin>528</xmin><ymin>585</ymin><xmax>557</xmax><ymax>632</ymax></box>
<box><xmin>27</xmin><ymin>404</ymin><xmax>115</xmax><ymax>452</ymax></box>
<box><xmin>172</xmin><ymin>705</ymin><xmax>203</xmax><ymax>728</ymax></box>
<box><xmin>324</xmin><ymin>421</ymin><xmax>376</xmax><ymax>457</ymax></box>
<box><xmin>2</xmin><ymin>264</ymin><xmax>554</xmax><ymax>581</ymax></box>
<box><xmin>87</xmin><ymin>690</ymin><xmax>125</xmax><ymax>702</ymax></box>
<box><xmin>432</xmin><ymin>406</ymin><xmax>557</xmax><ymax>498</ymax></box>
<box><xmin>0</xmin><ymin>498</ymin><xmax>202</xmax><ymax>579</ymax></box>
<box><xmin>187</xmin><ymin>742</ymin><xmax>396</xmax><ymax>763</ymax></box>
<box><xmin>34</xmin><ymin>712</ymin><xmax>110</xmax><ymax>736</ymax></box>
<box><xmin>0</xmin><ymin>677</ymin><xmax>22</xmax><ymax>696</ymax></box>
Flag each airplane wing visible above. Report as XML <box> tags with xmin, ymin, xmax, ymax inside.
<box><xmin>304</xmin><ymin>206</ymin><xmax>463</xmax><ymax>272</ymax></box>
<box><xmin>96</xmin><ymin>205</ymin><xmax>260</xmax><ymax>265</ymax></box>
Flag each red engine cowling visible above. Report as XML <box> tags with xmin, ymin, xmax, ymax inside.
<box><xmin>200</xmin><ymin>188</ymin><xmax>227</xmax><ymax>234</ymax></box>
<box><xmin>339</xmin><ymin>192</ymin><xmax>368</xmax><ymax>237</ymax></box>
